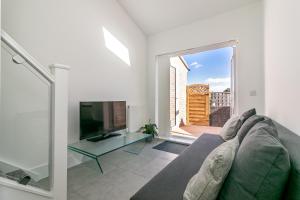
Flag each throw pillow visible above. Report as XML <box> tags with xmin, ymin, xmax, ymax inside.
<box><xmin>218</xmin><ymin>121</ymin><xmax>290</xmax><ymax>200</ymax></box>
<box><xmin>236</xmin><ymin>115</ymin><xmax>264</xmax><ymax>143</ymax></box>
<box><xmin>239</xmin><ymin>108</ymin><xmax>256</xmax><ymax>123</ymax></box>
<box><xmin>220</xmin><ymin>116</ymin><xmax>242</xmax><ymax>141</ymax></box>
<box><xmin>246</xmin><ymin>118</ymin><xmax>278</xmax><ymax>139</ymax></box>
<box><xmin>183</xmin><ymin>138</ymin><xmax>239</xmax><ymax>200</ymax></box>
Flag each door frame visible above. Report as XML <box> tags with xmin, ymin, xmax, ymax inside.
<box><xmin>169</xmin><ymin>65</ymin><xmax>177</xmax><ymax>127</ymax></box>
<box><xmin>155</xmin><ymin>40</ymin><xmax>238</xmax><ymax>140</ymax></box>
<box><xmin>158</xmin><ymin>40</ymin><xmax>238</xmax><ymax>116</ymax></box>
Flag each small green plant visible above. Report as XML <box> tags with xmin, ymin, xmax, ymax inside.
<box><xmin>140</xmin><ymin>120</ymin><xmax>158</xmax><ymax>138</ymax></box>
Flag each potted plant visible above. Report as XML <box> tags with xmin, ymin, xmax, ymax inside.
<box><xmin>140</xmin><ymin>121</ymin><xmax>158</xmax><ymax>142</ymax></box>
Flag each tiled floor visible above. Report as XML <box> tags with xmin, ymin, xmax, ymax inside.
<box><xmin>171</xmin><ymin>125</ymin><xmax>222</xmax><ymax>137</ymax></box>
<box><xmin>68</xmin><ymin>139</ymin><xmax>177</xmax><ymax>200</ymax></box>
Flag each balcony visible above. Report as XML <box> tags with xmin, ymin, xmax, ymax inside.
<box><xmin>171</xmin><ymin>84</ymin><xmax>231</xmax><ymax>138</ymax></box>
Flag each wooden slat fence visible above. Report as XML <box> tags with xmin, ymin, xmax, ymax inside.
<box><xmin>186</xmin><ymin>84</ymin><xmax>210</xmax><ymax>126</ymax></box>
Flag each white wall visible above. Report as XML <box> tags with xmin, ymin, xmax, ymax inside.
<box><xmin>264</xmin><ymin>0</ymin><xmax>300</xmax><ymax>135</ymax></box>
<box><xmin>2</xmin><ymin>0</ymin><xmax>147</xmax><ymax>159</ymax></box>
<box><xmin>170</xmin><ymin>57</ymin><xmax>188</xmax><ymax>126</ymax></box>
<box><xmin>2</xmin><ymin>0</ymin><xmax>147</xmax><ymax>199</ymax></box>
<box><xmin>156</xmin><ymin>55</ymin><xmax>172</xmax><ymax>137</ymax></box>
<box><xmin>148</xmin><ymin>2</ymin><xmax>264</xmax><ymax>136</ymax></box>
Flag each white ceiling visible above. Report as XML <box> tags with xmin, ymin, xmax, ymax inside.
<box><xmin>117</xmin><ymin>0</ymin><xmax>260</xmax><ymax>35</ymax></box>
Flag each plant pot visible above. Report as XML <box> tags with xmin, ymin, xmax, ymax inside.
<box><xmin>145</xmin><ymin>136</ymin><xmax>153</xmax><ymax>143</ymax></box>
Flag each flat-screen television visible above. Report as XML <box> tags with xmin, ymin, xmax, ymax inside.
<box><xmin>80</xmin><ymin>101</ymin><xmax>126</xmax><ymax>140</ymax></box>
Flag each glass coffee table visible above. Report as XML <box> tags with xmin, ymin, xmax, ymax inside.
<box><xmin>68</xmin><ymin>132</ymin><xmax>151</xmax><ymax>173</ymax></box>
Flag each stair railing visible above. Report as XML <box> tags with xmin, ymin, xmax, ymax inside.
<box><xmin>0</xmin><ymin>30</ymin><xmax>69</xmax><ymax>200</ymax></box>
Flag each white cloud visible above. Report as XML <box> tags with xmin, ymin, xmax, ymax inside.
<box><xmin>194</xmin><ymin>64</ymin><xmax>203</xmax><ymax>69</ymax></box>
<box><xmin>206</xmin><ymin>77</ymin><xmax>230</xmax><ymax>84</ymax></box>
<box><xmin>205</xmin><ymin>77</ymin><xmax>230</xmax><ymax>92</ymax></box>
<box><xmin>190</xmin><ymin>62</ymin><xmax>203</xmax><ymax>69</ymax></box>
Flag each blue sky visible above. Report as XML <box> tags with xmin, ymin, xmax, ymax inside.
<box><xmin>183</xmin><ymin>47</ymin><xmax>233</xmax><ymax>92</ymax></box>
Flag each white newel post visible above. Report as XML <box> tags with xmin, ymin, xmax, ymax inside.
<box><xmin>50</xmin><ymin>64</ymin><xmax>70</xmax><ymax>200</ymax></box>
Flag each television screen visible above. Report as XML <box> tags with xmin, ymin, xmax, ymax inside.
<box><xmin>80</xmin><ymin>101</ymin><xmax>126</xmax><ymax>140</ymax></box>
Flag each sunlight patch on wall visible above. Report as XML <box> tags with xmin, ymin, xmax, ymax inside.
<box><xmin>102</xmin><ymin>27</ymin><xmax>131</xmax><ymax>66</ymax></box>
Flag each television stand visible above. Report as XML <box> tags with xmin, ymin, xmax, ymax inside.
<box><xmin>87</xmin><ymin>133</ymin><xmax>121</xmax><ymax>142</ymax></box>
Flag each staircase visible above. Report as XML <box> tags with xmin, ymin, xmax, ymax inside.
<box><xmin>0</xmin><ymin>30</ymin><xmax>70</xmax><ymax>200</ymax></box>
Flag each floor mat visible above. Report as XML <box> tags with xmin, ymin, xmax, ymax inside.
<box><xmin>153</xmin><ymin>141</ymin><xmax>189</xmax><ymax>155</ymax></box>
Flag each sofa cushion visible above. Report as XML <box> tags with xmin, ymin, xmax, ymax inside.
<box><xmin>220</xmin><ymin>109</ymin><xmax>256</xmax><ymax>141</ymax></box>
<box><xmin>183</xmin><ymin>138</ymin><xmax>239</xmax><ymax>200</ymax></box>
<box><xmin>275</xmin><ymin>122</ymin><xmax>300</xmax><ymax>200</ymax></box>
<box><xmin>218</xmin><ymin>121</ymin><xmax>290</xmax><ymax>200</ymax></box>
<box><xmin>130</xmin><ymin>134</ymin><xmax>224</xmax><ymax>200</ymax></box>
<box><xmin>220</xmin><ymin>116</ymin><xmax>242</xmax><ymax>141</ymax></box>
<box><xmin>236</xmin><ymin>115</ymin><xmax>264</xmax><ymax>143</ymax></box>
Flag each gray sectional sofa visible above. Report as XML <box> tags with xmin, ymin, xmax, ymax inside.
<box><xmin>131</xmin><ymin>120</ymin><xmax>300</xmax><ymax>200</ymax></box>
